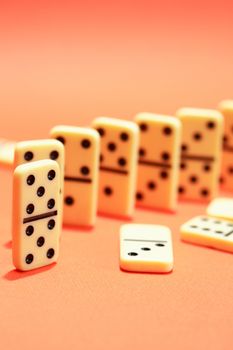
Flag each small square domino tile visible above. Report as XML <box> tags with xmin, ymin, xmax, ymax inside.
<box><xmin>120</xmin><ymin>224</ymin><xmax>174</xmax><ymax>273</ymax></box>
<box><xmin>206</xmin><ymin>197</ymin><xmax>233</xmax><ymax>221</ymax></box>
<box><xmin>180</xmin><ymin>216</ymin><xmax>233</xmax><ymax>253</ymax></box>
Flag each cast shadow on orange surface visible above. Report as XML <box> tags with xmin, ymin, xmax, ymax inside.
<box><xmin>4</xmin><ymin>240</ymin><xmax>12</xmax><ymax>249</ymax></box>
<box><xmin>3</xmin><ymin>263</ymin><xmax>56</xmax><ymax>281</ymax></box>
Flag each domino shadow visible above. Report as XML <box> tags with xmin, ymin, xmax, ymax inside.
<box><xmin>3</xmin><ymin>263</ymin><xmax>56</xmax><ymax>281</ymax></box>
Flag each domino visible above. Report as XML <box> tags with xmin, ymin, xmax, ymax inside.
<box><xmin>12</xmin><ymin>159</ymin><xmax>62</xmax><ymax>271</ymax></box>
<box><xmin>135</xmin><ymin>113</ymin><xmax>181</xmax><ymax>211</ymax></box>
<box><xmin>180</xmin><ymin>215</ymin><xmax>233</xmax><ymax>253</ymax></box>
<box><xmin>92</xmin><ymin>117</ymin><xmax>139</xmax><ymax>218</ymax></box>
<box><xmin>50</xmin><ymin>125</ymin><xmax>100</xmax><ymax>227</ymax></box>
<box><xmin>120</xmin><ymin>224</ymin><xmax>173</xmax><ymax>273</ymax></box>
<box><xmin>207</xmin><ymin>197</ymin><xmax>233</xmax><ymax>222</ymax></box>
<box><xmin>0</xmin><ymin>138</ymin><xmax>16</xmax><ymax>166</ymax></box>
<box><xmin>176</xmin><ymin>108</ymin><xmax>223</xmax><ymax>202</ymax></box>
<box><xmin>219</xmin><ymin>100</ymin><xmax>233</xmax><ymax>190</ymax></box>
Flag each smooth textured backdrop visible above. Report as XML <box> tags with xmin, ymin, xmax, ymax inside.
<box><xmin>0</xmin><ymin>1</ymin><xmax>233</xmax><ymax>349</ymax></box>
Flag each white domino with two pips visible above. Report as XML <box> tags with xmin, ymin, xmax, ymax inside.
<box><xmin>92</xmin><ymin>117</ymin><xmax>139</xmax><ymax>218</ymax></box>
<box><xmin>120</xmin><ymin>224</ymin><xmax>174</xmax><ymax>273</ymax></box>
<box><xmin>12</xmin><ymin>159</ymin><xmax>62</xmax><ymax>271</ymax></box>
<box><xmin>135</xmin><ymin>113</ymin><xmax>181</xmax><ymax>211</ymax></box>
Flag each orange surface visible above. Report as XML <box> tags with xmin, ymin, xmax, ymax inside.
<box><xmin>1</xmin><ymin>1</ymin><xmax>233</xmax><ymax>349</ymax></box>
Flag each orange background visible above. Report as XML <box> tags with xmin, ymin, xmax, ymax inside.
<box><xmin>0</xmin><ymin>1</ymin><xmax>233</xmax><ymax>349</ymax></box>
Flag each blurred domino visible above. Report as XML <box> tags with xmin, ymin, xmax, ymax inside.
<box><xmin>12</xmin><ymin>160</ymin><xmax>62</xmax><ymax>271</ymax></box>
<box><xmin>219</xmin><ymin>100</ymin><xmax>233</xmax><ymax>189</ymax></box>
<box><xmin>51</xmin><ymin>126</ymin><xmax>100</xmax><ymax>227</ymax></box>
<box><xmin>180</xmin><ymin>215</ymin><xmax>233</xmax><ymax>253</ymax></box>
<box><xmin>176</xmin><ymin>108</ymin><xmax>223</xmax><ymax>202</ymax></box>
<box><xmin>92</xmin><ymin>117</ymin><xmax>139</xmax><ymax>218</ymax></box>
<box><xmin>120</xmin><ymin>224</ymin><xmax>173</xmax><ymax>273</ymax></box>
<box><xmin>207</xmin><ymin>197</ymin><xmax>233</xmax><ymax>222</ymax></box>
<box><xmin>135</xmin><ymin>113</ymin><xmax>181</xmax><ymax>211</ymax></box>
<box><xmin>0</xmin><ymin>138</ymin><xmax>16</xmax><ymax>166</ymax></box>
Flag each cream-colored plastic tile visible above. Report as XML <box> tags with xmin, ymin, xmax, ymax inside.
<box><xmin>180</xmin><ymin>215</ymin><xmax>233</xmax><ymax>253</ymax></box>
<box><xmin>92</xmin><ymin>117</ymin><xmax>139</xmax><ymax>218</ymax></box>
<box><xmin>120</xmin><ymin>224</ymin><xmax>173</xmax><ymax>273</ymax></box>
<box><xmin>51</xmin><ymin>126</ymin><xmax>100</xmax><ymax>227</ymax></box>
<box><xmin>135</xmin><ymin>113</ymin><xmax>181</xmax><ymax>211</ymax></box>
<box><xmin>176</xmin><ymin>108</ymin><xmax>223</xmax><ymax>202</ymax></box>
<box><xmin>207</xmin><ymin>197</ymin><xmax>233</xmax><ymax>221</ymax></box>
<box><xmin>12</xmin><ymin>160</ymin><xmax>61</xmax><ymax>271</ymax></box>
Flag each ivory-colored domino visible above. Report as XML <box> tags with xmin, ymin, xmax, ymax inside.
<box><xmin>180</xmin><ymin>215</ymin><xmax>233</xmax><ymax>253</ymax></box>
<box><xmin>14</xmin><ymin>139</ymin><xmax>64</xmax><ymax>176</ymax></box>
<box><xmin>207</xmin><ymin>197</ymin><xmax>233</xmax><ymax>222</ymax></box>
<box><xmin>92</xmin><ymin>117</ymin><xmax>139</xmax><ymax>218</ymax></box>
<box><xmin>135</xmin><ymin>113</ymin><xmax>181</xmax><ymax>211</ymax></box>
<box><xmin>219</xmin><ymin>100</ymin><xmax>233</xmax><ymax>190</ymax></box>
<box><xmin>176</xmin><ymin>108</ymin><xmax>223</xmax><ymax>202</ymax></box>
<box><xmin>50</xmin><ymin>126</ymin><xmax>100</xmax><ymax>227</ymax></box>
<box><xmin>120</xmin><ymin>224</ymin><xmax>173</xmax><ymax>273</ymax></box>
<box><xmin>0</xmin><ymin>138</ymin><xmax>16</xmax><ymax>166</ymax></box>
<box><xmin>12</xmin><ymin>160</ymin><xmax>61</xmax><ymax>271</ymax></box>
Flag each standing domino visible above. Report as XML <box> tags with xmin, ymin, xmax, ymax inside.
<box><xmin>219</xmin><ymin>100</ymin><xmax>233</xmax><ymax>189</ymax></box>
<box><xmin>120</xmin><ymin>224</ymin><xmax>173</xmax><ymax>273</ymax></box>
<box><xmin>50</xmin><ymin>126</ymin><xmax>100</xmax><ymax>227</ymax></box>
<box><xmin>176</xmin><ymin>108</ymin><xmax>223</xmax><ymax>202</ymax></box>
<box><xmin>92</xmin><ymin>117</ymin><xmax>139</xmax><ymax>218</ymax></box>
<box><xmin>180</xmin><ymin>216</ymin><xmax>233</xmax><ymax>253</ymax></box>
<box><xmin>12</xmin><ymin>160</ymin><xmax>61</xmax><ymax>271</ymax></box>
<box><xmin>135</xmin><ymin>113</ymin><xmax>181</xmax><ymax>211</ymax></box>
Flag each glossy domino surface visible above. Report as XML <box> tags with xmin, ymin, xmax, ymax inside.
<box><xmin>92</xmin><ymin>117</ymin><xmax>139</xmax><ymax>218</ymax></box>
<box><xmin>120</xmin><ymin>224</ymin><xmax>174</xmax><ymax>273</ymax></box>
<box><xmin>181</xmin><ymin>215</ymin><xmax>233</xmax><ymax>253</ymax></box>
<box><xmin>135</xmin><ymin>113</ymin><xmax>181</xmax><ymax>211</ymax></box>
<box><xmin>12</xmin><ymin>159</ymin><xmax>61</xmax><ymax>270</ymax></box>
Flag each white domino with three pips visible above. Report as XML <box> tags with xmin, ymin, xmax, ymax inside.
<box><xmin>50</xmin><ymin>126</ymin><xmax>100</xmax><ymax>227</ymax></box>
<box><xmin>135</xmin><ymin>113</ymin><xmax>181</xmax><ymax>211</ymax></box>
<box><xmin>12</xmin><ymin>159</ymin><xmax>62</xmax><ymax>271</ymax></box>
<box><xmin>92</xmin><ymin>117</ymin><xmax>139</xmax><ymax>218</ymax></box>
<box><xmin>176</xmin><ymin>108</ymin><xmax>223</xmax><ymax>201</ymax></box>
<box><xmin>120</xmin><ymin>224</ymin><xmax>174</xmax><ymax>273</ymax></box>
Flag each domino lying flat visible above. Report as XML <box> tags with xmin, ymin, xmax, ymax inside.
<box><xmin>207</xmin><ymin>197</ymin><xmax>233</xmax><ymax>222</ymax></box>
<box><xmin>135</xmin><ymin>113</ymin><xmax>181</xmax><ymax>211</ymax></box>
<box><xmin>219</xmin><ymin>100</ymin><xmax>233</xmax><ymax>190</ymax></box>
<box><xmin>176</xmin><ymin>108</ymin><xmax>223</xmax><ymax>202</ymax></box>
<box><xmin>0</xmin><ymin>138</ymin><xmax>16</xmax><ymax>166</ymax></box>
<box><xmin>120</xmin><ymin>224</ymin><xmax>174</xmax><ymax>273</ymax></box>
<box><xmin>12</xmin><ymin>160</ymin><xmax>62</xmax><ymax>271</ymax></box>
<box><xmin>51</xmin><ymin>126</ymin><xmax>100</xmax><ymax>227</ymax></box>
<box><xmin>92</xmin><ymin>117</ymin><xmax>139</xmax><ymax>218</ymax></box>
<box><xmin>180</xmin><ymin>216</ymin><xmax>233</xmax><ymax>253</ymax></box>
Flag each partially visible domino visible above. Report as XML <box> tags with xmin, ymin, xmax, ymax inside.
<box><xmin>12</xmin><ymin>159</ymin><xmax>62</xmax><ymax>271</ymax></box>
<box><xmin>219</xmin><ymin>100</ymin><xmax>233</xmax><ymax>189</ymax></box>
<box><xmin>176</xmin><ymin>108</ymin><xmax>223</xmax><ymax>202</ymax></box>
<box><xmin>207</xmin><ymin>197</ymin><xmax>233</xmax><ymax>222</ymax></box>
<box><xmin>0</xmin><ymin>138</ymin><xmax>16</xmax><ymax>166</ymax></box>
<box><xmin>120</xmin><ymin>224</ymin><xmax>174</xmax><ymax>273</ymax></box>
<box><xmin>135</xmin><ymin>113</ymin><xmax>181</xmax><ymax>211</ymax></box>
<box><xmin>50</xmin><ymin>125</ymin><xmax>100</xmax><ymax>227</ymax></box>
<box><xmin>180</xmin><ymin>215</ymin><xmax>233</xmax><ymax>253</ymax></box>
